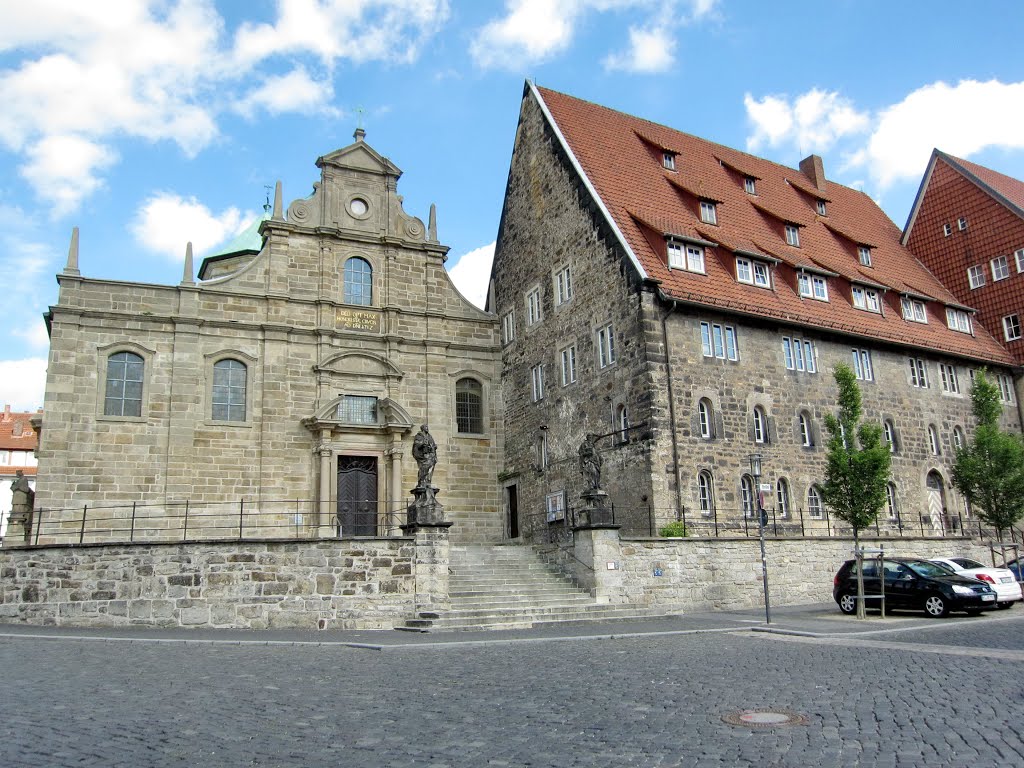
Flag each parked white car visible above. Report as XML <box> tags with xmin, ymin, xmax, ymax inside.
<box><xmin>930</xmin><ymin>557</ymin><xmax>1022</xmax><ymax>609</ymax></box>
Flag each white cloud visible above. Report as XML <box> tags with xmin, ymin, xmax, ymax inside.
<box><xmin>744</xmin><ymin>88</ymin><xmax>869</xmax><ymax>154</ymax></box>
<box><xmin>19</xmin><ymin>135</ymin><xmax>118</xmax><ymax>217</ymax></box>
<box><xmin>446</xmin><ymin>241</ymin><xmax>495</xmax><ymax>309</ymax></box>
<box><xmin>234</xmin><ymin>67</ymin><xmax>338</xmax><ymax>116</ymax></box>
<box><xmin>604</xmin><ymin>25</ymin><xmax>675</xmax><ymax>73</ymax></box>
<box><xmin>131</xmin><ymin>193</ymin><xmax>250</xmax><ymax>261</ymax></box>
<box><xmin>0</xmin><ymin>358</ymin><xmax>47</xmax><ymax>411</ymax></box>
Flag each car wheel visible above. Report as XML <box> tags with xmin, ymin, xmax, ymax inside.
<box><xmin>997</xmin><ymin>602</ymin><xmax>1014</xmax><ymax>610</ymax></box>
<box><xmin>924</xmin><ymin>594</ymin><xmax>948</xmax><ymax>618</ymax></box>
<box><xmin>838</xmin><ymin>593</ymin><xmax>858</xmax><ymax>615</ymax></box>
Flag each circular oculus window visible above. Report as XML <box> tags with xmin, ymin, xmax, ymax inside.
<box><xmin>349</xmin><ymin>197</ymin><xmax>369</xmax><ymax>216</ymax></box>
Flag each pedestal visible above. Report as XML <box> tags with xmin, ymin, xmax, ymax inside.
<box><xmin>575</xmin><ymin>489</ymin><xmax>617</xmax><ymax>529</ymax></box>
<box><xmin>403</xmin><ymin>485</ymin><xmax>447</xmax><ymax>529</ymax></box>
<box><xmin>2</xmin><ymin>508</ymin><xmax>31</xmax><ymax>547</ymax></box>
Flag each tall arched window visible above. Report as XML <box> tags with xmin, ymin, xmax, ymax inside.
<box><xmin>740</xmin><ymin>474</ymin><xmax>755</xmax><ymax>517</ymax></box>
<box><xmin>807</xmin><ymin>485</ymin><xmax>824</xmax><ymax>519</ymax></box>
<box><xmin>698</xmin><ymin>398</ymin><xmax>713</xmax><ymax>439</ymax></box>
<box><xmin>455</xmin><ymin>378</ymin><xmax>483</xmax><ymax>434</ymax></box>
<box><xmin>344</xmin><ymin>257</ymin><xmax>373</xmax><ymax>306</ymax></box>
<box><xmin>536</xmin><ymin>433</ymin><xmax>548</xmax><ymax>471</ymax></box>
<box><xmin>776</xmin><ymin>478</ymin><xmax>790</xmax><ymax>517</ymax></box>
<box><xmin>928</xmin><ymin>424</ymin><xmax>941</xmax><ymax>455</ymax></box>
<box><xmin>104</xmin><ymin>351</ymin><xmax>144</xmax><ymax>417</ymax></box>
<box><xmin>883</xmin><ymin>419</ymin><xmax>897</xmax><ymax>452</ymax></box>
<box><xmin>698</xmin><ymin>471</ymin><xmax>715</xmax><ymax>516</ymax></box>
<box><xmin>752</xmin><ymin>406</ymin><xmax>768</xmax><ymax>444</ymax></box>
<box><xmin>885</xmin><ymin>482</ymin><xmax>898</xmax><ymax>520</ymax></box>
<box><xmin>212</xmin><ymin>359</ymin><xmax>247</xmax><ymax>421</ymax></box>
<box><xmin>616</xmin><ymin>404</ymin><xmax>629</xmax><ymax>444</ymax></box>
<box><xmin>952</xmin><ymin>426</ymin><xmax>966</xmax><ymax>451</ymax></box>
<box><xmin>798</xmin><ymin>411</ymin><xmax>813</xmax><ymax>447</ymax></box>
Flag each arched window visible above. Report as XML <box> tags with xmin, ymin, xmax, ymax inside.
<box><xmin>752</xmin><ymin>406</ymin><xmax>768</xmax><ymax>444</ymax></box>
<box><xmin>616</xmin><ymin>404</ymin><xmax>629</xmax><ymax>444</ymax></box>
<box><xmin>776</xmin><ymin>478</ymin><xmax>790</xmax><ymax>517</ymax></box>
<box><xmin>798</xmin><ymin>411</ymin><xmax>813</xmax><ymax>447</ymax></box>
<box><xmin>952</xmin><ymin>425</ymin><xmax>966</xmax><ymax>451</ymax></box>
<box><xmin>698</xmin><ymin>398</ymin><xmax>713</xmax><ymax>439</ymax></box>
<box><xmin>212</xmin><ymin>359</ymin><xmax>247</xmax><ymax>421</ymax></box>
<box><xmin>740</xmin><ymin>474</ymin><xmax>755</xmax><ymax>517</ymax></box>
<box><xmin>104</xmin><ymin>351</ymin><xmax>144</xmax><ymax>417</ymax></box>
<box><xmin>883</xmin><ymin>419</ymin><xmax>897</xmax><ymax>452</ymax></box>
<box><xmin>885</xmin><ymin>482</ymin><xmax>898</xmax><ymax>520</ymax></box>
<box><xmin>928</xmin><ymin>424</ymin><xmax>941</xmax><ymax>455</ymax></box>
<box><xmin>807</xmin><ymin>485</ymin><xmax>824</xmax><ymax>519</ymax></box>
<box><xmin>343</xmin><ymin>257</ymin><xmax>373</xmax><ymax>306</ymax></box>
<box><xmin>455</xmin><ymin>378</ymin><xmax>483</xmax><ymax>434</ymax></box>
<box><xmin>698</xmin><ymin>471</ymin><xmax>715</xmax><ymax>516</ymax></box>
<box><xmin>536</xmin><ymin>433</ymin><xmax>548</xmax><ymax>471</ymax></box>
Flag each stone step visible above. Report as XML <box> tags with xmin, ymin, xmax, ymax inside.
<box><xmin>450</xmin><ymin>586</ymin><xmax>586</xmax><ymax>598</ymax></box>
<box><xmin>423</xmin><ymin>606</ymin><xmax>680</xmax><ymax>631</ymax></box>
<box><xmin>451</xmin><ymin>596</ymin><xmax>593</xmax><ymax>610</ymax></box>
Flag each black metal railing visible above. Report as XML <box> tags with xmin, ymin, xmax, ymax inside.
<box><xmin>15</xmin><ymin>498</ymin><xmax>410</xmax><ymax>547</ymax></box>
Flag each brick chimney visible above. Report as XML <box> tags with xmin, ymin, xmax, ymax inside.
<box><xmin>799</xmin><ymin>154</ymin><xmax>826</xmax><ymax>192</ymax></box>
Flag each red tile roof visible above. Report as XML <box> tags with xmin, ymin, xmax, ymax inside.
<box><xmin>1</xmin><ymin>406</ymin><xmax>39</xmax><ymax>456</ymax></box>
<box><xmin>534</xmin><ymin>86</ymin><xmax>1013</xmax><ymax>365</ymax></box>
<box><xmin>943</xmin><ymin>152</ymin><xmax>1024</xmax><ymax>215</ymax></box>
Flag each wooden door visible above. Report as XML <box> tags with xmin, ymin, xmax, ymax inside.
<box><xmin>337</xmin><ymin>456</ymin><xmax>378</xmax><ymax>536</ymax></box>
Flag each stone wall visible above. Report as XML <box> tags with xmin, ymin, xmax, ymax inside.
<box><xmin>0</xmin><ymin>538</ymin><xmax>419</xmax><ymax>630</ymax></box>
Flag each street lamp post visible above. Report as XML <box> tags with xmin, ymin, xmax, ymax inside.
<box><xmin>749</xmin><ymin>453</ymin><xmax>771</xmax><ymax>625</ymax></box>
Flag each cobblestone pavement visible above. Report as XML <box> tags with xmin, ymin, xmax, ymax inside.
<box><xmin>2</xmin><ymin>613</ymin><xmax>1023</xmax><ymax>767</ymax></box>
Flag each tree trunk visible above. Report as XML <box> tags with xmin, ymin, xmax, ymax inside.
<box><xmin>854</xmin><ymin>529</ymin><xmax>866</xmax><ymax>620</ymax></box>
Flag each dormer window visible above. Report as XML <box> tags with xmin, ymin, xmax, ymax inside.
<box><xmin>798</xmin><ymin>272</ymin><xmax>829</xmax><ymax>302</ymax></box>
<box><xmin>958</xmin><ymin>216</ymin><xmax>968</xmax><ymax>231</ymax></box>
<box><xmin>663</xmin><ymin>152</ymin><xmax>676</xmax><ymax>171</ymax></box>
<box><xmin>858</xmin><ymin>246</ymin><xmax>872</xmax><ymax>267</ymax></box>
<box><xmin>946</xmin><ymin>307</ymin><xmax>972</xmax><ymax>334</ymax></box>
<box><xmin>816</xmin><ymin>200</ymin><xmax>827</xmax><ymax>216</ymax></box>
<box><xmin>736</xmin><ymin>257</ymin><xmax>770</xmax><ymax>288</ymax></box>
<box><xmin>852</xmin><ymin>285</ymin><xmax>881</xmax><ymax>313</ymax></box>
<box><xmin>667</xmin><ymin>240</ymin><xmax>705</xmax><ymax>274</ymax></box>
<box><xmin>901</xmin><ymin>297</ymin><xmax>927</xmax><ymax>323</ymax></box>
<box><xmin>699</xmin><ymin>200</ymin><xmax>718</xmax><ymax>225</ymax></box>
<box><xmin>784</xmin><ymin>224</ymin><xmax>800</xmax><ymax>247</ymax></box>
<box><xmin>744</xmin><ymin>177</ymin><xmax>756</xmax><ymax>195</ymax></box>
<box><xmin>943</xmin><ymin>223</ymin><xmax>952</xmax><ymax>236</ymax></box>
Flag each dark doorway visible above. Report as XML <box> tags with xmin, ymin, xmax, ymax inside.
<box><xmin>506</xmin><ymin>484</ymin><xmax>519</xmax><ymax>539</ymax></box>
<box><xmin>337</xmin><ymin>456</ymin><xmax>378</xmax><ymax>536</ymax></box>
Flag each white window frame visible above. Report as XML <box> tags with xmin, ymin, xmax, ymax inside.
<box><xmin>958</xmin><ymin>216</ymin><xmax>968</xmax><ymax>231</ymax></box>
<box><xmin>698</xmin><ymin>399</ymin><xmax>712</xmax><ymax>439</ymax></box>
<box><xmin>1015</xmin><ymin>247</ymin><xmax>1024</xmax><ymax>273</ymax></box>
<box><xmin>851</xmin><ymin>348</ymin><xmax>874</xmax><ymax>381</ymax></box>
<box><xmin>753</xmin><ymin>262</ymin><xmax>770</xmax><ymax>288</ymax></box>
<box><xmin>883</xmin><ymin>420</ymin><xmax>896</xmax><ymax>452</ymax></box>
<box><xmin>776</xmin><ymin>478</ymin><xmax>790</xmax><ymax>517</ymax></box>
<box><xmin>799</xmin><ymin>412</ymin><xmax>813</xmax><ymax>447</ymax></box>
<box><xmin>816</xmin><ymin>200</ymin><xmax>827</xmax><ymax>216</ymax></box>
<box><xmin>785</xmin><ymin>224</ymin><xmax>800</xmax><ymax>247</ymax></box>
<box><xmin>753</xmin><ymin>406</ymin><xmax>768</xmax><ymax>444</ymax></box>
<box><xmin>901</xmin><ymin>297</ymin><xmax>927</xmax><ymax>323</ymax></box>
<box><xmin>554</xmin><ymin>265</ymin><xmax>573</xmax><ymax>305</ymax></box>
<box><xmin>531</xmin><ymin>363</ymin><xmax>544</xmax><ymax>402</ymax></box>
<box><xmin>698</xmin><ymin>471</ymin><xmax>714</xmax><ymax>515</ymax></box>
<box><xmin>686</xmin><ymin>244</ymin><xmax>706</xmax><ymax>273</ymax></box>
<box><xmin>852</xmin><ymin>286</ymin><xmax>881</xmax><ymax>313</ymax></box>
<box><xmin>668</xmin><ymin>241</ymin><xmax>685</xmax><ymax>269</ymax></box>
<box><xmin>741</xmin><ymin>475</ymin><xmax>756</xmax><ymax>518</ymax></box>
<box><xmin>667</xmin><ymin>240</ymin><xmax>705</xmax><ymax>274</ymax></box>
<box><xmin>663</xmin><ymin>152</ymin><xmax>676</xmax><ymax>171</ymax></box>
<box><xmin>967</xmin><ymin>265</ymin><xmax>985</xmax><ymax>289</ymax></box>
<box><xmin>943</xmin><ymin>223</ymin><xmax>952</xmax><ymax>237</ymax></box>
<box><xmin>939</xmin><ymin>363</ymin><xmax>960</xmax><ymax>395</ymax></box>
<box><xmin>1003</xmin><ymin>314</ymin><xmax>1022</xmax><ymax>342</ymax></box>
<box><xmin>560</xmin><ymin>344</ymin><xmax>577</xmax><ymax>386</ymax></box>
<box><xmin>502</xmin><ymin>310</ymin><xmax>515</xmax><ymax>345</ymax></box>
<box><xmin>744</xmin><ymin>177</ymin><xmax>756</xmax><ymax>195</ymax></box>
<box><xmin>953</xmin><ymin>426</ymin><xmax>965</xmax><ymax>451</ymax></box>
<box><xmin>526</xmin><ymin>287</ymin><xmax>542</xmax><ymax>326</ymax></box>
<box><xmin>699</xmin><ymin>200</ymin><xmax>718</xmax><ymax>225</ymax></box>
<box><xmin>807</xmin><ymin>486</ymin><xmax>823</xmax><ymax>519</ymax></box>
<box><xmin>928</xmin><ymin>425</ymin><xmax>941</xmax><ymax>455</ymax></box>
<box><xmin>886</xmin><ymin>483</ymin><xmax>898</xmax><ymax>520</ymax></box>
<box><xmin>991</xmin><ymin>255</ymin><xmax>1010</xmax><ymax>282</ymax></box>
<box><xmin>700</xmin><ymin>322</ymin><xmax>738</xmax><ymax>361</ymax></box>
<box><xmin>997</xmin><ymin>374</ymin><xmax>1016</xmax><ymax>404</ymax></box>
<box><xmin>946</xmin><ymin>308</ymin><xmax>972</xmax><ymax>334</ymax></box>
<box><xmin>597</xmin><ymin>324</ymin><xmax>616</xmax><ymax>369</ymax></box>
<box><xmin>908</xmin><ymin>358</ymin><xmax>928</xmax><ymax>388</ymax></box>
<box><xmin>858</xmin><ymin>246</ymin><xmax>872</xmax><ymax>267</ymax></box>
<box><xmin>736</xmin><ymin>257</ymin><xmax>752</xmax><ymax>284</ymax></box>
<box><xmin>537</xmin><ymin>433</ymin><xmax>548</xmax><ymax>470</ymax></box>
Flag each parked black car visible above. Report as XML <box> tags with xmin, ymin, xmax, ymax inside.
<box><xmin>833</xmin><ymin>557</ymin><xmax>998</xmax><ymax>617</ymax></box>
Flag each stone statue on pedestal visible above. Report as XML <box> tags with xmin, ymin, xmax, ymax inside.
<box><xmin>579</xmin><ymin>433</ymin><xmax>602</xmax><ymax>492</ymax></box>
<box><xmin>406</xmin><ymin>425</ymin><xmax>447</xmax><ymax>529</ymax></box>
<box><xmin>6</xmin><ymin>470</ymin><xmax>35</xmax><ymax>545</ymax></box>
<box><xmin>412</xmin><ymin>425</ymin><xmax>437</xmax><ymax>489</ymax></box>
<box><xmin>577</xmin><ymin>433</ymin><xmax>615</xmax><ymax>528</ymax></box>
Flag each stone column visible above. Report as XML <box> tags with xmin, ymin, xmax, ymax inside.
<box><xmin>318</xmin><ymin>445</ymin><xmax>332</xmax><ymax>537</ymax></box>
<box><xmin>388</xmin><ymin>448</ymin><xmax>402</xmax><ymax>531</ymax></box>
<box><xmin>572</xmin><ymin>525</ymin><xmax>624</xmax><ymax>604</ymax></box>
<box><xmin>404</xmin><ymin>522</ymin><xmax>453</xmax><ymax>620</ymax></box>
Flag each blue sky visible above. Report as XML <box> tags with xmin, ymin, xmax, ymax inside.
<box><xmin>3</xmin><ymin>0</ymin><xmax>1024</xmax><ymax>411</ymax></box>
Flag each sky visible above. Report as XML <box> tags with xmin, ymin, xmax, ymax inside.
<box><xmin>2</xmin><ymin>0</ymin><xmax>1024</xmax><ymax>412</ymax></box>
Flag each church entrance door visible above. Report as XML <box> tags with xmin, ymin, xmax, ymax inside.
<box><xmin>337</xmin><ymin>456</ymin><xmax>378</xmax><ymax>536</ymax></box>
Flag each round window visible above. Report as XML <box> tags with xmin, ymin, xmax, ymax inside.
<box><xmin>350</xmin><ymin>198</ymin><xmax>369</xmax><ymax>216</ymax></box>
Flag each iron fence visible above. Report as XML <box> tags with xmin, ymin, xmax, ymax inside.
<box><xmin>12</xmin><ymin>498</ymin><xmax>411</xmax><ymax>547</ymax></box>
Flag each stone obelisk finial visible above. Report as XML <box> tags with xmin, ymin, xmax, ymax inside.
<box><xmin>64</xmin><ymin>226</ymin><xmax>81</xmax><ymax>275</ymax></box>
<box><xmin>272</xmin><ymin>180</ymin><xmax>283</xmax><ymax>221</ymax></box>
<box><xmin>181</xmin><ymin>242</ymin><xmax>195</xmax><ymax>286</ymax></box>
<box><xmin>428</xmin><ymin>204</ymin><xmax>437</xmax><ymax>242</ymax></box>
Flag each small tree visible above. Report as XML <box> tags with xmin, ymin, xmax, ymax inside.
<box><xmin>820</xmin><ymin>363</ymin><xmax>892</xmax><ymax>618</ymax></box>
<box><xmin>951</xmin><ymin>369</ymin><xmax>1024</xmax><ymax>543</ymax></box>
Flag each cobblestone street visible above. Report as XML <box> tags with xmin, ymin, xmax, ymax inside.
<box><xmin>2</xmin><ymin>610</ymin><xmax>1023</xmax><ymax>767</ymax></box>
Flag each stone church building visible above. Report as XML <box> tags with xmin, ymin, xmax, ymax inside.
<box><xmin>31</xmin><ymin>130</ymin><xmax>503</xmax><ymax>545</ymax></box>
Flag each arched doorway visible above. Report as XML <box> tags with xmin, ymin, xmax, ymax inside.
<box><xmin>926</xmin><ymin>470</ymin><xmax>947</xmax><ymax>535</ymax></box>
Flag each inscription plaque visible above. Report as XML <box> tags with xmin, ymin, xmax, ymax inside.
<box><xmin>337</xmin><ymin>308</ymin><xmax>380</xmax><ymax>333</ymax></box>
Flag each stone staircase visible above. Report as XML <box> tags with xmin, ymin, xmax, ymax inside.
<box><xmin>399</xmin><ymin>543</ymin><xmax>679</xmax><ymax>632</ymax></box>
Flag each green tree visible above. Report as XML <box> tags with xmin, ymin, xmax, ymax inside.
<box><xmin>951</xmin><ymin>370</ymin><xmax>1024</xmax><ymax>542</ymax></box>
<box><xmin>820</xmin><ymin>364</ymin><xmax>892</xmax><ymax>618</ymax></box>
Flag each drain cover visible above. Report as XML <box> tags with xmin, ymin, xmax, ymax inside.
<box><xmin>722</xmin><ymin>708</ymin><xmax>808</xmax><ymax>728</ymax></box>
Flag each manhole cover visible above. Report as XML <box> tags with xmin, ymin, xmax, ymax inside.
<box><xmin>721</xmin><ymin>708</ymin><xmax>808</xmax><ymax>728</ymax></box>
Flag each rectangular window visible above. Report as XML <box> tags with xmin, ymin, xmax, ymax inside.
<box><xmin>798</xmin><ymin>273</ymin><xmax>829</xmax><ymax>301</ymax></box>
<box><xmin>502</xmin><ymin>310</ymin><xmax>515</xmax><ymax>344</ymax></box>
<box><xmin>701</xmin><ymin>322</ymin><xmax>738</xmax><ymax>361</ymax></box>
<box><xmin>852</xmin><ymin>286</ymin><xmax>881</xmax><ymax>313</ymax></box>
<box><xmin>943</xmin><ymin>223</ymin><xmax>952</xmax><ymax>236</ymax></box>
<box><xmin>992</xmin><ymin>255</ymin><xmax>1010</xmax><ymax>281</ymax></box>
<box><xmin>908</xmin><ymin>358</ymin><xmax>929</xmax><ymax>388</ymax></box>
<box><xmin>663</xmin><ymin>152</ymin><xmax>676</xmax><ymax>171</ymax></box>
<box><xmin>667</xmin><ymin>242</ymin><xmax>685</xmax><ymax>269</ymax></box>
<box><xmin>1003</xmin><ymin>314</ymin><xmax>1022</xmax><ymax>341</ymax></box>
<box><xmin>782</xmin><ymin>336</ymin><xmax>815</xmax><ymax>373</ymax></box>
<box><xmin>560</xmin><ymin>345</ymin><xmax>577</xmax><ymax>385</ymax></box>
<box><xmin>794</xmin><ymin>339</ymin><xmax>806</xmax><ymax>371</ymax></box>
<box><xmin>753</xmin><ymin>262</ymin><xmax>770</xmax><ymax>287</ymax></box>
<box><xmin>744</xmin><ymin>177</ymin><xmax>756</xmax><ymax>195</ymax></box>
<box><xmin>686</xmin><ymin>245</ymin><xmax>705</xmax><ymax>273</ymax></box>
<box><xmin>597</xmin><ymin>324</ymin><xmax>616</xmax><ymax>368</ymax></box>
<box><xmin>526</xmin><ymin>288</ymin><xmax>541</xmax><ymax>326</ymax></box>
<box><xmin>785</xmin><ymin>225</ymin><xmax>800</xmax><ymax>247</ymax></box>
<box><xmin>782</xmin><ymin>337</ymin><xmax>793</xmax><ymax>369</ymax></box>
<box><xmin>851</xmin><ymin>348</ymin><xmax>873</xmax><ymax>381</ymax></box>
<box><xmin>700</xmin><ymin>201</ymin><xmax>717</xmax><ymax>225</ymax></box>
<box><xmin>804</xmin><ymin>341</ymin><xmax>816</xmax><ymax>372</ymax></box>
<box><xmin>939</xmin><ymin>363</ymin><xmax>960</xmax><ymax>394</ymax></box>
<box><xmin>958</xmin><ymin>216</ymin><xmax>968</xmax><ymax>231</ymax></box>
<box><xmin>816</xmin><ymin>200</ymin><xmax>827</xmax><ymax>216</ymax></box>
<box><xmin>858</xmin><ymin>246</ymin><xmax>872</xmax><ymax>267</ymax></box>
<box><xmin>996</xmin><ymin>374</ymin><xmax>1016</xmax><ymax>404</ymax></box>
<box><xmin>554</xmin><ymin>266</ymin><xmax>572</xmax><ymax>305</ymax></box>
<box><xmin>546</xmin><ymin>491</ymin><xmax>566</xmax><ymax>522</ymax></box>
<box><xmin>1015</xmin><ymin>247</ymin><xmax>1024</xmax><ymax>273</ymax></box>
<box><xmin>946</xmin><ymin>308</ymin><xmax>972</xmax><ymax>333</ymax></box>
<box><xmin>901</xmin><ymin>297</ymin><xmax>927</xmax><ymax>323</ymax></box>
<box><xmin>336</xmin><ymin>395</ymin><xmax>377</xmax><ymax>424</ymax></box>
<box><xmin>967</xmin><ymin>265</ymin><xmax>986</xmax><ymax>289</ymax></box>
<box><xmin>667</xmin><ymin>241</ymin><xmax>705</xmax><ymax>273</ymax></box>
<box><xmin>736</xmin><ymin>257</ymin><xmax>752</xmax><ymax>284</ymax></box>
<box><xmin>531</xmin><ymin>364</ymin><xmax>545</xmax><ymax>402</ymax></box>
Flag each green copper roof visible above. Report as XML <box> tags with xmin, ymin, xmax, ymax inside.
<box><xmin>205</xmin><ymin>211</ymin><xmax>269</xmax><ymax>259</ymax></box>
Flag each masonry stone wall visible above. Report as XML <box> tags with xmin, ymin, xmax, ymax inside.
<box><xmin>0</xmin><ymin>538</ymin><xmax>418</xmax><ymax>630</ymax></box>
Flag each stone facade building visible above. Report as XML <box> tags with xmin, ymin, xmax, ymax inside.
<box><xmin>29</xmin><ymin>131</ymin><xmax>503</xmax><ymax>546</ymax></box>
<box><xmin>490</xmin><ymin>83</ymin><xmax>1023</xmax><ymax>541</ymax></box>
<box><xmin>903</xmin><ymin>150</ymin><xmax>1024</xmax><ymax>372</ymax></box>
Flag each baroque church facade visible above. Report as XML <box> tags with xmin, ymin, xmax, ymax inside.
<box><xmin>31</xmin><ymin>130</ymin><xmax>503</xmax><ymax>545</ymax></box>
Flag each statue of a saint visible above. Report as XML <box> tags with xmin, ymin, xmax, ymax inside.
<box><xmin>10</xmin><ymin>469</ymin><xmax>34</xmax><ymax>507</ymax></box>
<box><xmin>579</xmin><ymin>433</ymin><xmax>602</xmax><ymax>492</ymax></box>
<box><xmin>412</xmin><ymin>424</ymin><xmax>437</xmax><ymax>488</ymax></box>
